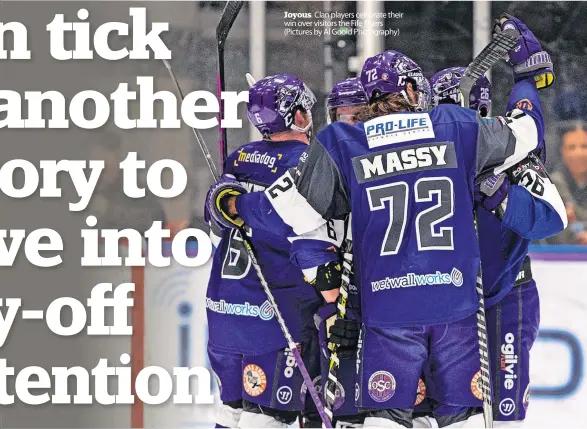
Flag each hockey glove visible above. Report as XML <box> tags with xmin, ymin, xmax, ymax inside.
<box><xmin>493</xmin><ymin>13</ymin><xmax>554</xmax><ymax>89</ymax></box>
<box><xmin>204</xmin><ymin>192</ymin><xmax>226</xmax><ymax>237</ymax></box>
<box><xmin>475</xmin><ymin>173</ymin><xmax>509</xmax><ymax>219</ymax></box>
<box><xmin>314</xmin><ymin>303</ymin><xmax>359</xmax><ymax>360</ymax></box>
<box><xmin>205</xmin><ymin>174</ymin><xmax>247</xmax><ymax>230</ymax></box>
<box><xmin>308</xmin><ymin>260</ymin><xmax>342</xmax><ymax>292</ymax></box>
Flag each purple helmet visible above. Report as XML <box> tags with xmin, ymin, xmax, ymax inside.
<box><xmin>326</xmin><ymin>78</ymin><xmax>368</xmax><ymax>123</ymax></box>
<box><xmin>247</xmin><ymin>74</ymin><xmax>316</xmax><ymax>136</ymax></box>
<box><xmin>360</xmin><ymin>50</ymin><xmax>430</xmax><ymax>111</ymax></box>
<box><xmin>430</xmin><ymin>67</ymin><xmax>492</xmax><ymax>116</ymax></box>
<box><xmin>327</xmin><ymin>78</ymin><xmax>368</xmax><ymax>110</ymax></box>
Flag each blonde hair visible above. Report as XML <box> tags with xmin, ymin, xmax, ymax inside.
<box><xmin>355</xmin><ymin>93</ymin><xmax>413</xmax><ymax>122</ymax></box>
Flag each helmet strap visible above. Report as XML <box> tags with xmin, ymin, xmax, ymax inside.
<box><xmin>400</xmin><ymin>89</ymin><xmax>419</xmax><ymax>112</ymax></box>
<box><xmin>291</xmin><ymin>110</ymin><xmax>313</xmax><ymax>136</ymax></box>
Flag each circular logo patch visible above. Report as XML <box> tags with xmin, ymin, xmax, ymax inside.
<box><xmin>301</xmin><ymin>375</ymin><xmax>345</xmax><ymax>410</ymax></box>
<box><xmin>355</xmin><ymin>382</ymin><xmax>360</xmax><ymax>402</ymax></box>
<box><xmin>276</xmin><ymin>386</ymin><xmax>293</xmax><ymax>405</ymax></box>
<box><xmin>470</xmin><ymin>370</ymin><xmax>483</xmax><ymax>400</ymax></box>
<box><xmin>414</xmin><ymin>378</ymin><xmax>427</xmax><ymax>406</ymax></box>
<box><xmin>523</xmin><ymin>384</ymin><xmax>530</xmax><ymax>411</ymax></box>
<box><xmin>330</xmin><ymin>379</ymin><xmax>346</xmax><ymax>410</ymax></box>
<box><xmin>300</xmin><ymin>376</ymin><xmax>322</xmax><ymax>402</ymax></box>
<box><xmin>499</xmin><ymin>398</ymin><xmax>516</xmax><ymax>416</ymax></box>
<box><xmin>243</xmin><ymin>364</ymin><xmax>267</xmax><ymax>397</ymax></box>
<box><xmin>368</xmin><ymin>371</ymin><xmax>396</xmax><ymax>403</ymax></box>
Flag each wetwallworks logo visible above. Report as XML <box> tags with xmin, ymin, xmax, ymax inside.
<box><xmin>206</xmin><ymin>298</ymin><xmax>275</xmax><ymax>321</ymax></box>
<box><xmin>371</xmin><ymin>268</ymin><xmax>464</xmax><ymax>292</ymax></box>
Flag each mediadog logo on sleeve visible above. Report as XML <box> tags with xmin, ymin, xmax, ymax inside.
<box><xmin>371</xmin><ymin>268</ymin><xmax>464</xmax><ymax>292</ymax></box>
<box><xmin>206</xmin><ymin>298</ymin><xmax>275</xmax><ymax>321</ymax></box>
<box><xmin>352</xmin><ymin>141</ymin><xmax>457</xmax><ymax>184</ymax></box>
<box><xmin>234</xmin><ymin>149</ymin><xmax>282</xmax><ymax>173</ymax></box>
<box><xmin>364</xmin><ymin>112</ymin><xmax>435</xmax><ymax>149</ymax></box>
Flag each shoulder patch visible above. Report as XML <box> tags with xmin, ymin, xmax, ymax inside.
<box><xmin>364</xmin><ymin>113</ymin><xmax>435</xmax><ymax>149</ymax></box>
<box><xmin>515</xmin><ymin>99</ymin><xmax>533</xmax><ymax>111</ymax></box>
<box><xmin>352</xmin><ymin>141</ymin><xmax>457</xmax><ymax>183</ymax></box>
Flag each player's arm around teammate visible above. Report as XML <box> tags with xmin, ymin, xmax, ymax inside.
<box><xmin>206</xmin><ymin>74</ymin><xmax>327</xmax><ymax>429</ymax></box>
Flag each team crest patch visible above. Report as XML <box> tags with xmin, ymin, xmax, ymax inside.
<box><xmin>470</xmin><ymin>370</ymin><xmax>483</xmax><ymax>400</ymax></box>
<box><xmin>300</xmin><ymin>376</ymin><xmax>322</xmax><ymax>403</ymax></box>
<box><xmin>300</xmin><ymin>375</ymin><xmax>345</xmax><ymax>410</ymax></box>
<box><xmin>523</xmin><ymin>384</ymin><xmax>530</xmax><ymax>411</ymax></box>
<box><xmin>414</xmin><ymin>378</ymin><xmax>426</xmax><ymax>406</ymax></box>
<box><xmin>515</xmin><ymin>99</ymin><xmax>533</xmax><ymax>111</ymax></box>
<box><xmin>368</xmin><ymin>371</ymin><xmax>396</xmax><ymax>402</ymax></box>
<box><xmin>243</xmin><ymin>364</ymin><xmax>267</xmax><ymax>397</ymax></box>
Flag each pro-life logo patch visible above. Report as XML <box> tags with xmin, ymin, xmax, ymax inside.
<box><xmin>243</xmin><ymin>364</ymin><xmax>267</xmax><ymax>397</ymax></box>
<box><xmin>368</xmin><ymin>371</ymin><xmax>396</xmax><ymax>403</ymax></box>
<box><xmin>414</xmin><ymin>378</ymin><xmax>426</xmax><ymax>406</ymax></box>
<box><xmin>470</xmin><ymin>370</ymin><xmax>483</xmax><ymax>400</ymax></box>
<box><xmin>363</xmin><ymin>113</ymin><xmax>435</xmax><ymax>149</ymax></box>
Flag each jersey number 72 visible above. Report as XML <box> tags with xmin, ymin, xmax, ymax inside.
<box><xmin>367</xmin><ymin>177</ymin><xmax>454</xmax><ymax>255</ymax></box>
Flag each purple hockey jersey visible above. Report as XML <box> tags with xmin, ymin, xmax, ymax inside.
<box><xmin>243</xmin><ymin>79</ymin><xmax>545</xmax><ymax>328</ymax></box>
<box><xmin>206</xmin><ymin>139</ymin><xmax>321</xmax><ymax>354</ymax></box>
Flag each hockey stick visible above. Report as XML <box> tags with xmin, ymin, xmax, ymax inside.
<box><xmin>161</xmin><ymin>59</ymin><xmax>220</xmax><ymax>180</ymax></box>
<box><xmin>164</xmin><ymin>55</ymin><xmax>333</xmax><ymax>429</ymax></box>
<box><xmin>473</xmin><ymin>214</ymin><xmax>493</xmax><ymax>429</ymax></box>
<box><xmin>244</xmin><ymin>70</ymin><xmax>334</xmax><ymax>425</ymax></box>
<box><xmin>245</xmin><ymin>72</ymin><xmax>256</xmax><ymax>87</ymax></box>
<box><xmin>459</xmin><ymin>29</ymin><xmax>520</xmax><ymax>429</ymax></box>
<box><xmin>216</xmin><ymin>1</ymin><xmax>244</xmax><ymax>167</ymax></box>
<box><xmin>323</xmin><ymin>217</ymin><xmax>352</xmax><ymax>427</ymax></box>
<box><xmin>460</xmin><ymin>29</ymin><xmax>520</xmax><ymax>108</ymax></box>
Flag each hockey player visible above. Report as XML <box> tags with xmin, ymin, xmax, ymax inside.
<box><xmin>430</xmin><ymin>67</ymin><xmax>492</xmax><ymax>118</ymax></box>
<box><xmin>206</xmin><ymin>15</ymin><xmax>564</xmax><ymax>427</ymax></box>
<box><xmin>424</xmin><ymin>16</ymin><xmax>562</xmax><ymax>427</ymax></box>
<box><xmin>326</xmin><ymin>77</ymin><xmax>369</xmax><ymax>125</ymax></box>
<box><xmin>205</xmin><ymin>74</ymin><xmax>325</xmax><ymax>428</ymax></box>
<box><xmin>308</xmin><ymin>78</ymin><xmax>369</xmax><ymax>428</ymax></box>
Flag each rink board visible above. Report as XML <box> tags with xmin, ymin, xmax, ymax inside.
<box><xmin>524</xmin><ymin>246</ymin><xmax>586</xmax><ymax>427</ymax></box>
<box><xmin>140</xmin><ymin>244</ymin><xmax>586</xmax><ymax>427</ymax></box>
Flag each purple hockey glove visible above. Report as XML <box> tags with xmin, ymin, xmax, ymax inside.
<box><xmin>494</xmin><ymin>13</ymin><xmax>554</xmax><ymax>89</ymax></box>
<box><xmin>475</xmin><ymin>173</ymin><xmax>509</xmax><ymax>216</ymax></box>
<box><xmin>205</xmin><ymin>174</ymin><xmax>247</xmax><ymax>230</ymax></box>
<box><xmin>314</xmin><ymin>303</ymin><xmax>359</xmax><ymax>360</ymax></box>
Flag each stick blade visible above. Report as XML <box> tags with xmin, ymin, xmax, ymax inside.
<box><xmin>246</xmin><ymin>73</ymin><xmax>257</xmax><ymax>88</ymax></box>
<box><xmin>460</xmin><ymin>29</ymin><xmax>520</xmax><ymax>107</ymax></box>
<box><xmin>216</xmin><ymin>1</ymin><xmax>244</xmax><ymax>43</ymax></box>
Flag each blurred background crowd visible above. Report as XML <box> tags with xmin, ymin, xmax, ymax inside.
<box><xmin>89</xmin><ymin>1</ymin><xmax>587</xmax><ymax>245</ymax></box>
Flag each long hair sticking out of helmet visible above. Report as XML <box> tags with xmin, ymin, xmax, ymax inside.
<box><xmin>246</xmin><ymin>74</ymin><xmax>316</xmax><ymax>139</ymax></box>
<box><xmin>326</xmin><ymin>77</ymin><xmax>369</xmax><ymax>124</ymax></box>
<box><xmin>430</xmin><ymin>66</ymin><xmax>492</xmax><ymax>117</ymax></box>
<box><xmin>355</xmin><ymin>50</ymin><xmax>430</xmax><ymax>122</ymax></box>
